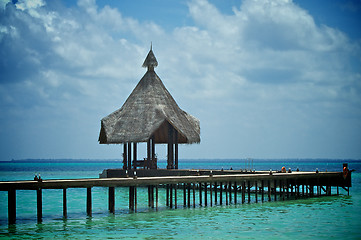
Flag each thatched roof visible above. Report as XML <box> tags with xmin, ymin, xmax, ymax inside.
<box><xmin>98</xmin><ymin>49</ymin><xmax>200</xmax><ymax>144</ymax></box>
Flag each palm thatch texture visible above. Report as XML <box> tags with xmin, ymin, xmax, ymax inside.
<box><xmin>99</xmin><ymin>47</ymin><xmax>200</xmax><ymax>169</ymax></box>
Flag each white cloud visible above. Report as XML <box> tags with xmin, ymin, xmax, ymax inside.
<box><xmin>0</xmin><ymin>0</ymin><xmax>360</xmax><ymax>160</ymax></box>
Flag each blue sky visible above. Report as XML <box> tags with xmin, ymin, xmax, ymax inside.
<box><xmin>0</xmin><ymin>0</ymin><xmax>360</xmax><ymax>161</ymax></box>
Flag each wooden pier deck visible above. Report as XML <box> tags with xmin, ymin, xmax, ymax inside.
<box><xmin>0</xmin><ymin>170</ymin><xmax>352</xmax><ymax>224</ymax></box>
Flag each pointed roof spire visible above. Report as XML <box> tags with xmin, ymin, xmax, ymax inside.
<box><xmin>142</xmin><ymin>43</ymin><xmax>158</xmax><ymax>71</ymax></box>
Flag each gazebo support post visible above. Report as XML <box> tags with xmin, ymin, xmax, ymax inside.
<box><xmin>123</xmin><ymin>144</ymin><xmax>127</xmax><ymax>170</ymax></box>
<box><xmin>167</xmin><ymin>123</ymin><xmax>174</xmax><ymax>169</ymax></box>
<box><xmin>147</xmin><ymin>138</ymin><xmax>151</xmax><ymax>169</ymax></box>
<box><xmin>175</xmin><ymin>131</ymin><xmax>178</xmax><ymax>169</ymax></box>
<box><xmin>151</xmin><ymin>135</ymin><xmax>155</xmax><ymax>169</ymax></box>
<box><xmin>133</xmin><ymin>143</ymin><xmax>137</xmax><ymax>169</ymax></box>
<box><xmin>127</xmin><ymin>143</ymin><xmax>132</xmax><ymax>170</ymax></box>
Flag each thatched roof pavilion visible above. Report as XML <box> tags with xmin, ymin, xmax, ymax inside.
<box><xmin>99</xmin><ymin>46</ymin><xmax>200</xmax><ymax>169</ymax></box>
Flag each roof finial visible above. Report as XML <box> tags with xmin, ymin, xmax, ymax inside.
<box><xmin>142</xmin><ymin>43</ymin><xmax>158</xmax><ymax>71</ymax></box>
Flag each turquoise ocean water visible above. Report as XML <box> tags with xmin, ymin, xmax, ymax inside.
<box><xmin>0</xmin><ymin>159</ymin><xmax>360</xmax><ymax>239</ymax></box>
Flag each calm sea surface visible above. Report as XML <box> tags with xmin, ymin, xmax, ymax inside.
<box><xmin>0</xmin><ymin>159</ymin><xmax>360</xmax><ymax>239</ymax></box>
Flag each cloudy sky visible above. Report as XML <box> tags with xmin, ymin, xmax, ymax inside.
<box><xmin>0</xmin><ymin>0</ymin><xmax>360</xmax><ymax>161</ymax></box>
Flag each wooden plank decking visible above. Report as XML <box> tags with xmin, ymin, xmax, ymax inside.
<box><xmin>0</xmin><ymin>171</ymin><xmax>350</xmax><ymax>190</ymax></box>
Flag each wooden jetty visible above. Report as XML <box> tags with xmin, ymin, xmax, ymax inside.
<box><xmin>0</xmin><ymin>166</ymin><xmax>352</xmax><ymax>224</ymax></box>
<box><xmin>1</xmin><ymin>48</ymin><xmax>352</xmax><ymax>225</ymax></box>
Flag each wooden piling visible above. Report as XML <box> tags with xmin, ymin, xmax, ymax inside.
<box><xmin>86</xmin><ymin>187</ymin><xmax>92</xmax><ymax>217</ymax></box>
<box><xmin>109</xmin><ymin>187</ymin><xmax>115</xmax><ymax>213</ymax></box>
<box><xmin>268</xmin><ymin>180</ymin><xmax>271</xmax><ymax>202</ymax></box>
<box><xmin>134</xmin><ymin>187</ymin><xmax>137</xmax><ymax>211</ymax></box>
<box><xmin>286</xmin><ymin>180</ymin><xmax>290</xmax><ymax>199</ymax></box>
<box><xmin>219</xmin><ymin>182</ymin><xmax>223</xmax><ymax>205</ymax></box>
<box><xmin>199</xmin><ymin>183</ymin><xmax>202</xmax><ymax>206</ymax></box>
<box><xmin>229</xmin><ymin>182</ymin><xmax>232</xmax><ymax>204</ymax></box>
<box><xmin>63</xmin><ymin>188</ymin><xmax>67</xmax><ymax>218</ymax></box>
<box><xmin>166</xmin><ymin>184</ymin><xmax>169</xmax><ymax>207</ymax></box>
<box><xmin>147</xmin><ymin>186</ymin><xmax>150</xmax><ymax>207</ymax></box>
<box><xmin>192</xmin><ymin>184</ymin><xmax>196</xmax><ymax>208</ymax></box>
<box><xmin>170</xmin><ymin>184</ymin><xmax>173</xmax><ymax>208</ymax></box>
<box><xmin>234</xmin><ymin>182</ymin><xmax>237</xmax><ymax>204</ymax></box>
<box><xmin>247</xmin><ymin>181</ymin><xmax>251</xmax><ymax>203</ymax></box>
<box><xmin>174</xmin><ymin>184</ymin><xmax>177</xmax><ymax>209</ymax></box>
<box><xmin>225</xmin><ymin>183</ymin><xmax>228</xmax><ymax>205</ymax></box>
<box><xmin>210</xmin><ymin>183</ymin><xmax>213</xmax><ymax>207</ymax></box>
<box><xmin>214</xmin><ymin>182</ymin><xmax>218</xmax><ymax>204</ymax></box>
<box><xmin>296</xmin><ymin>182</ymin><xmax>299</xmax><ymax>199</ymax></box>
<box><xmin>261</xmin><ymin>180</ymin><xmax>264</xmax><ymax>202</ymax></box>
<box><xmin>242</xmin><ymin>181</ymin><xmax>245</xmax><ymax>204</ymax></box>
<box><xmin>204</xmin><ymin>183</ymin><xmax>208</xmax><ymax>206</ymax></box>
<box><xmin>129</xmin><ymin>186</ymin><xmax>134</xmax><ymax>211</ymax></box>
<box><xmin>255</xmin><ymin>181</ymin><xmax>258</xmax><ymax>203</ymax></box>
<box><xmin>8</xmin><ymin>189</ymin><xmax>16</xmax><ymax>225</ymax></box>
<box><xmin>37</xmin><ymin>188</ymin><xmax>42</xmax><ymax>223</ymax></box>
<box><xmin>183</xmin><ymin>184</ymin><xmax>187</xmax><ymax>207</ymax></box>
<box><xmin>274</xmin><ymin>180</ymin><xmax>277</xmax><ymax>201</ymax></box>
<box><xmin>156</xmin><ymin>186</ymin><xmax>159</xmax><ymax>210</ymax></box>
<box><xmin>187</xmin><ymin>183</ymin><xmax>191</xmax><ymax>208</ymax></box>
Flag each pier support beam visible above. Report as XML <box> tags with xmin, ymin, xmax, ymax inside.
<box><xmin>37</xmin><ymin>188</ymin><xmax>42</xmax><ymax>223</ymax></box>
<box><xmin>129</xmin><ymin>186</ymin><xmax>137</xmax><ymax>211</ymax></box>
<box><xmin>219</xmin><ymin>182</ymin><xmax>222</xmax><ymax>205</ymax></box>
<box><xmin>183</xmin><ymin>184</ymin><xmax>186</xmax><ymax>207</ymax></box>
<box><xmin>204</xmin><ymin>183</ymin><xmax>208</xmax><ymax>206</ymax></box>
<box><xmin>255</xmin><ymin>181</ymin><xmax>258</xmax><ymax>203</ymax></box>
<box><xmin>261</xmin><ymin>180</ymin><xmax>264</xmax><ymax>202</ymax></box>
<box><xmin>109</xmin><ymin>187</ymin><xmax>115</xmax><ymax>213</ymax></box>
<box><xmin>193</xmin><ymin>184</ymin><xmax>196</xmax><ymax>208</ymax></box>
<box><xmin>274</xmin><ymin>180</ymin><xmax>277</xmax><ymax>201</ymax></box>
<box><xmin>156</xmin><ymin>186</ymin><xmax>159</xmax><ymax>210</ymax></box>
<box><xmin>86</xmin><ymin>187</ymin><xmax>92</xmax><ymax>217</ymax></box>
<box><xmin>210</xmin><ymin>183</ymin><xmax>213</xmax><ymax>207</ymax></box>
<box><xmin>187</xmin><ymin>184</ymin><xmax>191</xmax><ymax>208</ymax></box>
<box><xmin>8</xmin><ymin>189</ymin><xmax>16</xmax><ymax>225</ymax></box>
<box><xmin>268</xmin><ymin>180</ymin><xmax>271</xmax><ymax>202</ymax></box>
<box><xmin>174</xmin><ymin>185</ymin><xmax>177</xmax><ymax>209</ymax></box>
<box><xmin>214</xmin><ymin>182</ymin><xmax>218</xmax><ymax>205</ymax></box>
<box><xmin>225</xmin><ymin>183</ymin><xmax>228</xmax><ymax>205</ymax></box>
<box><xmin>242</xmin><ymin>181</ymin><xmax>245</xmax><ymax>204</ymax></box>
<box><xmin>170</xmin><ymin>184</ymin><xmax>173</xmax><ymax>208</ymax></box>
<box><xmin>234</xmin><ymin>182</ymin><xmax>237</xmax><ymax>204</ymax></box>
<box><xmin>247</xmin><ymin>181</ymin><xmax>251</xmax><ymax>203</ymax></box>
<box><xmin>229</xmin><ymin>182</ymin><xmax>232</xmax><ymax>204</ymax></box>
<box><xmin>63</xmin><ymin>188</ymin><xmax>67</xmax><ymax>218</ymax></box>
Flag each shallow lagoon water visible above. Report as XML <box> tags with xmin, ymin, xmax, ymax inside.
<box><xmin>0</xmin><ymin>159</ymin><xmax>360</xmax><ymax>239</ymax></box>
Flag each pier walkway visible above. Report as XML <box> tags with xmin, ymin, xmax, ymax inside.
<box><xmin>0</xmin><ymin>170</ymin><xmax>352</xmax><ymax>224</ymax></box>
